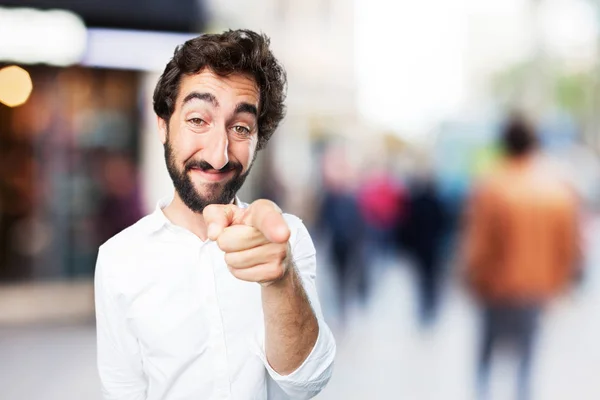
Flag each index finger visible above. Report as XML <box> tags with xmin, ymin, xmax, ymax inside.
<box><xmin>216</xmin><ymin>224</ymin><xmax>270</xmax><ymax>253</ymax></box>
<box><xmin>244</xmin><ymin>199</ymin><xmax>291</xmax><ymax>244</ymax></box>
<box><xmin>203</xmin><ymin>204</ymin><xmax>243</xmax><ymax>241</ymax></box>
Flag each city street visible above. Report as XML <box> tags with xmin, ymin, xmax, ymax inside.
<box><xmin>2</xmin><ymin>227</ymin><xmax>600</xmax><ymax>400</ymax></box>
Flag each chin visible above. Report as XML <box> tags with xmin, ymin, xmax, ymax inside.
<box><xmin>193</xmin><ymin>185</ymin><xmax>219</xmax><ymax>200</ymax></box>
<box><xmin>196</xmin><ymin>184</ymin><xmax>232</xmax><ymax>203</ymax></box>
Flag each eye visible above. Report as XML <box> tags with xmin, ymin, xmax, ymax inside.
<box><xmin>232</xmin><ymin>125</ymin><xmax>251</xmax><ymax>135</ymax></box>
<box><xmin>188</xmin><ymin>118</ymin><xmax>206</xmax><ymax>126</ymax></box>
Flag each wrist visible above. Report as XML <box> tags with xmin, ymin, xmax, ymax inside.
<box><xmin>260</xmin><ymin>256</ymin><xmax>294</xmax><ymax>289</ymax></box>
<box><xmin>259</xmin><ymin>243</ymin><xmax>293</xmax><ymax>288</ymax></box>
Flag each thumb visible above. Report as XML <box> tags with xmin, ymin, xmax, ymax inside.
<box><xmin>203</xmin><ymin>204</ymin><xmax>243</xmax><ymax>240</ymax></box>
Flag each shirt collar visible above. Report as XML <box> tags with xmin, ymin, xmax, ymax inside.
<box><xmin>146</xmin><ymin>195</ymin><xmax>174</xmax><ymax>234</ymax></box>
<box><xmin>145</xmin><ymin>194</ymin><xmax>247</xmax><ymax>234</ymax></box>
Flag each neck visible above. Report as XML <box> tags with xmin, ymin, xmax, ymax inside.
<box><xmin>508</xmin><ymin>151</ymin><xmax>534</xmax><ymax>164</ymax></box>
<box><xmin>163</xmin><ymin>193</ymin><xmax>209</xmax><ymax>240</ymax></box>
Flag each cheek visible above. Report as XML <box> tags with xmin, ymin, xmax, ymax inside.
<box><xmin>232</xmin><ymin>141</ymin><xmax>256</xmax><ymax>171</ymax></box>
<box><xmin>172</xmin><ymin>129</ymin><xmax>204</xmax><ymax>162</ymax></box>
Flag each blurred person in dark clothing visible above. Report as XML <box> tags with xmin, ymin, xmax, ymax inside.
<box><xmin>400</xmin><ymin>174</ymin><xmax>446</xmax><ymax>327</ymax></box>
<box><xmin>317</xmin><ymin>145</ymin><xmax>365</xmax><ymax>324</ymax></box>
<box><xmin>319</xmin><ymin>187</ymin><xmax>365</xmax><ymax>324</ymax></box>
<box><xmin>463</xmin><ymin>114</ymin><xmax>580</xmax><ymax>400</ymax></box>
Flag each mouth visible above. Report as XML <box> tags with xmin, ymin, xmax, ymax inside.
<box><xmin>188</xmin><ymin>167</ymin><xmax>235</xmax><ymax>183</ymax></box>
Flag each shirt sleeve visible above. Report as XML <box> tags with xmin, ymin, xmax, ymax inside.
<box><xmin>257</xmin><ymin>216</ymin><xmax>336</xmax><ymax>399</ymax></box>
<box><xmin>95</xmin><ymin>247</ymin><xmax>148</xmax><ymax>400</ymax></box>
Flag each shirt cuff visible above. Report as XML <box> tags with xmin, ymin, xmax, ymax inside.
<box><xmin>256</xmin><ymin>319</ymin><xmax>336</xmax><ymax>396</ymax></box>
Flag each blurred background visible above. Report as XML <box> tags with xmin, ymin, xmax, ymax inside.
<box><xmin>1</xmin><ymin>0</ymin><xmax>600</xmax><ymax>399</ymax></box>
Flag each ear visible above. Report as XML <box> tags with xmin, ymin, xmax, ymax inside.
<box><xmin>157</xmin><ymin>116</ymin><xmax>168</xmax><ymax>145</ymax></box>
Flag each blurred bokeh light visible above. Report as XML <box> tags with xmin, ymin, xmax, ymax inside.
<box><xmin>0</xmin><ymin>65</ymin><xmax>32</xmax><ymax>107</ymax></box>
<box><xmin>0</xmin><ymin>7</ymin><xmax>87</xmax><ymax>66</ymax></box>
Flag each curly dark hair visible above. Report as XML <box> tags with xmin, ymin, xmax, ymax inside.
<box><xmin>153</xmin><ymin>29</ymin><xmax>287</xmax><ymax>150</ymax></box>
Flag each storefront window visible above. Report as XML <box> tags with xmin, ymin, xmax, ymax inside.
<box><xmin>0</xmin><ymin>66</ymin><xmax>143</xmax><ymax>281</ymax></box>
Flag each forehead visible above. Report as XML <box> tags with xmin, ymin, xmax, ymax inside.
<box><xmin>177</xmin><ymin>69</ymin><xmax>259</xmax><ymax>108</ymax></box>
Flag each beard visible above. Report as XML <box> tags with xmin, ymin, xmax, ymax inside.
<box><xmin>164</xmin><ymin>140</ymin><xmax>254</xmax><ymax>213</ymax></box>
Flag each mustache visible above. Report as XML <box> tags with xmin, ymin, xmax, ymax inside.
<box><xmin>184</xmin><ymin>159</ymin><xmax>242</xmax><ymax>173</ymax></box>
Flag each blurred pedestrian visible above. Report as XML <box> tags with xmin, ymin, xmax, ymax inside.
<box><xmin>319</xmin><ymin>189</ymin><xmax>365</xmax><ymax>323</ymax></box>
<box><xmin>463</xmin><ymin>114</ymin><xmax>580</xmax><ymax>400</ymax></box>
<box><xmin>357</xmin><ymin>165</ymin><xmax>406</xmax><ymax>264</ymax></box>
<box><xmin>317</xmin><ymin>144</ymin><xmax>365</xmax><ymax>324</ymax></box>
<box><xmin>400</xmin><ymin>174</ymin><xmax>446</xmax><ymax>327</ymax></box>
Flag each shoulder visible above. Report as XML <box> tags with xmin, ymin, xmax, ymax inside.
<box><xmin>101</xmin><ymin>214</ymin><xmax>156</xmax><ymax>253</ymax></box>
<box><xmin>468</xmin><ymin>177</ymin><xmax>494</xmax><ymax>201</ymax></box>
<box><xmin>283</xmin><ymin>213</ymin><xmax>316</xmax><ymax>259</ymax></box>
<box><xmin>282</xmin><ymin>213</ymin><xmax>304</xmax><ymax>232</ymax></box>
<box><xmin>97</xmin><ymin>213</ymin><xmax>158</xmax><ymax>277</ymax></box>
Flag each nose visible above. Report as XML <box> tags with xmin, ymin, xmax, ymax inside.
<box><xmin>203</xmin><ymin>128</ymin><xmax>229</xmax><ymax>170</ymax></box>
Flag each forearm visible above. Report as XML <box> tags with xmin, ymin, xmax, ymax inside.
<box><xmin>261</xmin><ymin>261</ymin><xmax>319</xmax><ymax>375</ymax></box>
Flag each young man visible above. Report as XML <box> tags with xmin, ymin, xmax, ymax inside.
<box><xmin>94</xmin><ymin>30</ymin><xmax>335</xmax><ymax>400</ymax></box>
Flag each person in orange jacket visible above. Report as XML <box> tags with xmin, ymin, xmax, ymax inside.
<box><xmin>463</xmin><ymin>113</ymin><xmax>581</xmax><ymax>400</ymax></box>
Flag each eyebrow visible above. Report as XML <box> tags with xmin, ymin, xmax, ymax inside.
<box><xmin>182</xmin><ymin>92</ymin><xmax>219</xmax><ymax>107</ymax></box>
<box><xmin>235</xmin><ymin>102</ymin><xmax>258</xmax><ymax>117</ymax></box>
<box><xmin>182</xmin><ymin>91</ymin><xmax>258</xmax><ymax>117</ymax></box>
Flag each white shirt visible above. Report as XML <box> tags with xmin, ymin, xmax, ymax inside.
<box><xmin>94</xmin><ymin>197</ymin><xmax>336</xmax><ymax>400</ymax></box>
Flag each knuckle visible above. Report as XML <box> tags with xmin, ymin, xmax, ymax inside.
<box><xmin>228</xmin><ymin>265</ymin><xmax>241</xmax><ymax>279</ymax></box>
<box><xmin>216</xmin><ymin>234</ymin><xmax>231</xmax><ymax>252</ymax></box>
<box><xmin>251</xmin><ymin>226</ymin><xmax>263</xmax><ymax>240</ymax></box>
<box><xmin>223</xmin><ymin>252</ymin><xmax>234</xmax><ymax>266</ymax></box>
<box><xmin>269</xmin><ymin>264</ymin><xmax>285</xmax><ymax>281</ymax></box>
<box><xmin>276</xmin><ymin>246</ymin><xmax>287</xmax><ymax>261</ymax></box>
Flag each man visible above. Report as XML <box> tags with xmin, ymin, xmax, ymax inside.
<box><xmin>317</xmin><ymin>144</ymin><xmax>365</xmax><ymax>324</ymax></box>
<box><xmin>400</xmin><ymin>173</ymin><xmax>446</xmax><ymax>327</ymax></box>
<box><xmin>94</xmin><ymin>30</ymin><xmax>336</xmax><ymax>400</ymax></box>
<box><xmin>463</xmin><ymin>114</ymin><xmax>580</xmax><ymax>400</ymax></box>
